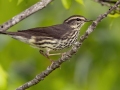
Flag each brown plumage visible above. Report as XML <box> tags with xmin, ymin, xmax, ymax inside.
<box><xmin>0</xmin><ymin>15</ymin><xmax>92</xmax><ymax>61</ymax></box>
<box><xmin>14</xmin><ymin>24</ymin><xmax>72</xmax><ymax>39</ymax></box>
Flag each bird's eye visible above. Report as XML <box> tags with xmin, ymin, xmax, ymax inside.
<box><xmin>76</xmin><ymin>18</ymin><xmax>81</xmax><ymax>21</ymax></box>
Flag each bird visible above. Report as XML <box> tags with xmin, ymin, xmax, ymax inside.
<box><xmin>0</xmin><ymin>15</ymin><xmax>92</xmax><ymax>61</ymax></box>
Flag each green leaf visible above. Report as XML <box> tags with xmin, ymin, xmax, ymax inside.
<box><xmin>17</xmin><ymin>0</ymin><xmax>23</xmax><ymax>5</ymax></box>
<box><xmin>61</xmin><ymin>0</ymin><xmax>71</xmax><ymax>9</ymax></box>
<box><xmin>0</xmin><ymin>65</ymin><xmax>7</xmax><ymax>90</ymax></box>
<box><xmin>108</xmin><ymin>13</ymin><xmax>120</xmax><ymax>18</ymax></box>
<box><xmin>9</xmin><ymin>0</ymin><xmax>12</xmax><ymax>2</ymax></box>
<box><xmin>75</xmin><ymin>0</ymin><xmax>84</xmax><ymax>5</ymax></box>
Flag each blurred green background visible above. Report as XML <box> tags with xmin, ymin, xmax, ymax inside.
<box><xmin>0</xmin><ymin>0</ymin><xmax>120</xmax><ymax>90</ymax></box>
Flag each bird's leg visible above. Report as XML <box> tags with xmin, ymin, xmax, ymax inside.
<box><xmin>39</xmin><ymin>50</ymin><xmax>62</xmax><ymax>68</ymax></box>
<box><xmin>39</xmin><ymin>50</ymin><xmax>54</xmax><ymax>62</ymax></box>
<box><xmin>48</xmin><ymin>53</ymin><xmax>61</xmax><ymax>56</ymax></box>
<box><xmin>39</xmin><ymin>50</ymin><xmax>63</xmax><ymax>62</ymax></box>
<box><xmin>47</xmin><ymin>52</ymin><xmax>62</xmax><ymax>68</ymax></box>
<box><xmin>39</xmin><ymin>50</ymin><xmax>61</xmax><ymax>69</ymax></box>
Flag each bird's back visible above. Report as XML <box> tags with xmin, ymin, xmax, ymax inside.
<box><xmin>16</xmin><ymin>24</ymin><xmax>72</xmax><ymax>39</ymax></box>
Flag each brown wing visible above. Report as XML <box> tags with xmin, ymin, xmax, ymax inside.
<box><xmin>13</xmin><ymin>24</ymin><xmax>72</xmax><ymax>39</ymax></box>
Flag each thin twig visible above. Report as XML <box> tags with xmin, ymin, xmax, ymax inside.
<box><xmin>0</xmin><ymin>0</ymin><xmax>53</xmax><ymax>32</ymax></box>
<box><xmin>94</xmin><ymin>0</ymin><xmax>120</xmax><ymax>11</ymax></box>
<box><xmin>16</xmin><ymin>0</ymin><xmax>120</xmax><ymax>90</ymax></box>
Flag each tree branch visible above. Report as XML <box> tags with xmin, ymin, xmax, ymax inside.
<box><xmin>94</xmin><ymin>0</ymin><xmax>120</xmax><ymax>22</ymax></box>
<box><xmin>94</xmin><ymin>0</ymin><xmax>116</xmax><ymax>5</ymax></box>
<box><xmin>94</xmin><ymin>0</ymin><xmax>120</xmax><ymax>11</ymax></box>
<box><xmin>0</xmin><ymin>0</ymin><xmax>53</xmax><ymax>32</ymax></box>
<box><xmin>16</xmin><ymin>0</ymin><xmax>120</xmax><ymax>90</ymax></box>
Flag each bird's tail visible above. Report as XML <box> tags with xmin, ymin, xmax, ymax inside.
<box><xmin>0</xmin><ymin>31</ymin><xmax>8</xmax><ymax>35</ymax></box>
<box><xmin>0</xmin><ymin>31</ymin><xmax>29</xmax><ymax>43</ymax></box>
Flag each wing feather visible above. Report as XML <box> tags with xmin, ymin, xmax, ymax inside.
<box><xmin>16</xmin><ymin>24</ymin><xmax>72</xmax><ymax>39</ymax></box>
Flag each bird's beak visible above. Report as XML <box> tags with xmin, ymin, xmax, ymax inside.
<box><xmin>85</xmin><ymin>19</ymin><xmax>93</xmax><ymax>22</ymax></box>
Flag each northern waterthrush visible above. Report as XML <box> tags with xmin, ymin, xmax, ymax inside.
<box><xmin>0</xmin><ymin>15</ymin><xmax>92</xmax><ymax>61</ymax></box>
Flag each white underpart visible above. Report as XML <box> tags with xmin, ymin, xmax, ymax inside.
<box><xmin>38</xmin><ymin>39</ymin><xmax>58</xmax><ymax>48</ymax></box>
<box><xmin>28</xmin><ymin>36</ymin><xmax>36</xmax><ymax>43</ymax></box>
<box><xmin>38</xmin><ymin>39</ymin><xmax>57</xmax><ymax>43</ymax></box>
<box><xmin>12</xmin><ymin>36</ymin><xmax>29</xmax><ymax>43</ymax></box>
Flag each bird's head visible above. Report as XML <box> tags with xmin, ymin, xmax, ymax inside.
<box><xmin>64</xmin><ymin>15</ymin><xmax>92</xmax><ymax>29</ymax></box>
